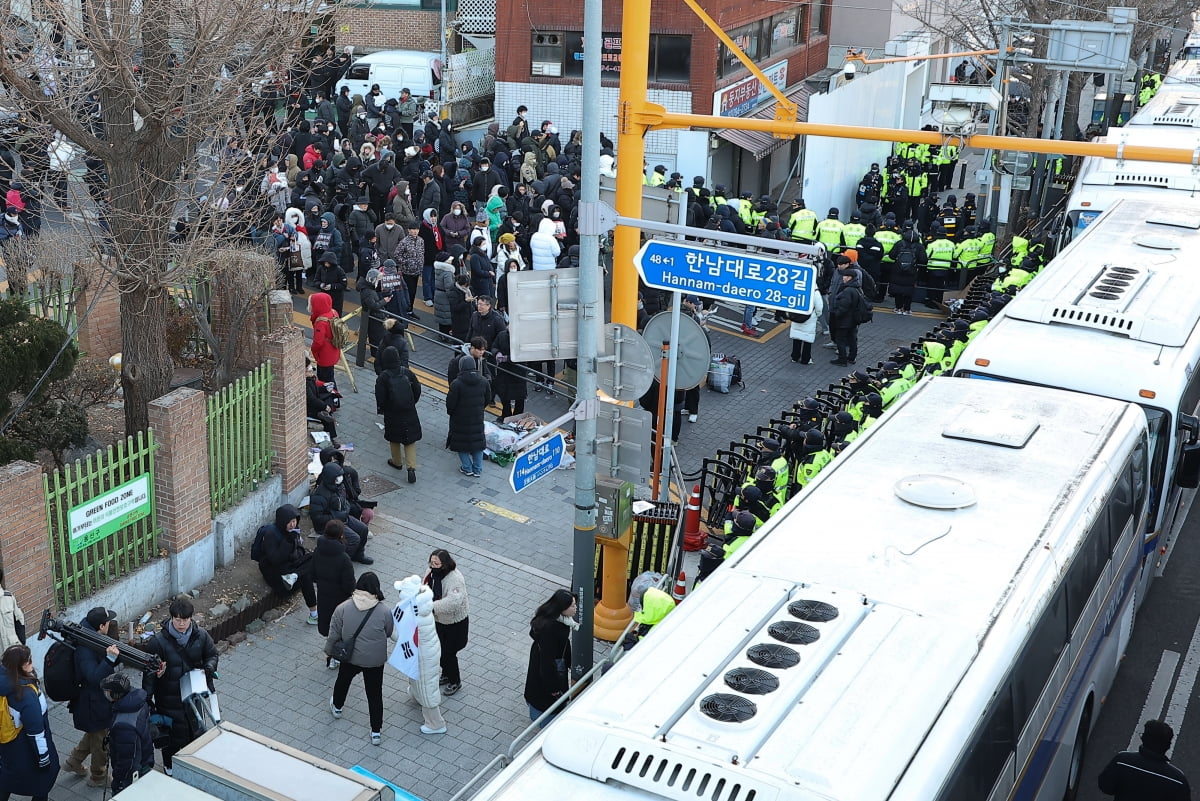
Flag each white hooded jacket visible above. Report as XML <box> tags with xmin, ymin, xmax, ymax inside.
<box><xmin>529</xmin><ymin>218</ymin><xmax>561</xmax><ymax>271</ymax></box>
<box><xmin>394</xmin><ymin>576</ymin><xmax>443</xmax><ymax>709</ymax></box>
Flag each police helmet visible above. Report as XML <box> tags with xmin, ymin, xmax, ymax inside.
<box><xmin>763</xmin><ymin>438</ymin><xmax>781</xmax><ymax>454</ymax></box>
<box><xmin>101</xmin><ymin>672</ymin><xmax>131</xmax><ymax>700</ymax></box>
<box><xmin>882</xmin><ymin>360</ymin><xmax>900</xmax><ymax>376</ymax></box>
<box><xmin>865</xmin><ymin>392</ymin><xmax>883</xmax><ymax>412</ymax></box>
<box><xmin>971</xmin><ymin>308</ymin><xmax>990</xmax><ymax>323</ymax></box>
<box><xmin>741</xmin><ymin>191</ymin><xmax>753</xmax><ymax>199</ymax></box>
<box><xmin>733</xmin><ymin>511</ymin><xmax>757</xmax><ymax>532</ymax></box>
<box><xmin>850</xmin><ymin>213</ymin><xmax>861</xmax><ymax>223</ymax></box>
<box><xmin>803</xmin><ymin>429</ymin><xmax>825</xmax><ymax>449</ymax></box>
<box><xmin>800</xmin><ymin>397</ymin><xmax>820</xmax><ymax>412</ymax></box>
<box><xmin>833</xmin><ymin>410</ymin><xmax>855</xmax><ymax>428</ymax></box>
<box><xmin>714</xmin><ymin>184</ymin><xmax>727</xmax><ymax>194</ymax></box>
<box><xmin>693</xmin><ymin>176</ymin><xmax>705</xmax><ymax>187</ymax></box>
<box><xmin>793</xmin><ymin>198</ymin><xmax>805</xmax><ymax>208</ymax></box>
<box><xmin>654</xmin><ymin>164</ymin><xmax>667</xmax><ymax>173</ymax></box>
<box><xmin>827</xmin><ymin>207</ymin><xmax>840</xmax><ymax>218</ymax></box>
<box><xmin>755</xmin><ymin>466</ymin><xmax>777</xmax><ymax>484</ymax></box>
<box><xmin>852</xmin><ymin>369</ymin><xmax>871</xmax><ymax>384</ymax></box>
<box><xmin>740</xmin><ymin>485</ymin><xmax>763</xmax><ymax>503</ymax></box>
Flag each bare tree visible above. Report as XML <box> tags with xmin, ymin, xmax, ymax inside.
<box><xmin>0</xmin><ymin>0</ymin><xmax>333</xmax><ymax>433</ymax></box>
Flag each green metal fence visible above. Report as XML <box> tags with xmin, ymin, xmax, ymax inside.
<box><xmin>14</xmin><ymin>277</ymin><xmax>78</xmax><ymax>333</ymax></box>
<box><xmin>207</xmin><ymin>361</ymin><xmax>273</xmax><ymax>516</ymax></box>
<box><xmin>44</xmin><ymin>431</ymin><xmax>160</xmax><ymax>608</ymax></box>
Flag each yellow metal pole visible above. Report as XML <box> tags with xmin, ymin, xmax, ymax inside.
<box><xmin>679</xmin><ymin>0</ymin><xmax>791</xmax><ymax>110</ymax></box>
<box><xmin>845</xmin><ymin>47</ymin><xmax>1006</xmax><ymax>66</ymax></box>
<box><xmin>629</xmin><ymin>106</ymin><xmax>1200</xmax><ymax>165</ymax></box>
<box><xmin>611</xmin><ymin>0</ymin><xmax>652</xmax><ymax>329</ymax></box>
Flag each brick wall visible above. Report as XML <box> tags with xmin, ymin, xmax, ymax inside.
<box><xmin>335</xmin><ymin>7</ymin><xmax>443</xmax><ymax>53</ymax></box>
<box><xmin>76</xmin><ymin>276</ymin><xmax>122</xmax><ymax>359</ymax></box>
<box><xmin>148</xmin><ymin>389</ymin><xmax>212</xmax><ymax>553</ymax></box>
<box><xmin>263</xmin><ymin>327</ymin><xmax>310</xmax><ymax>494</ymax></box>
<box><xmin>0</xmin><ymin>462</ymin><xmax>54</xmax><ymax>616</ymax></box>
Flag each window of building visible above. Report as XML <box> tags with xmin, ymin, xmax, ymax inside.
<box><xmin>553</xmin><ymin>33</ymin><xmax>691</xmax><ymax>82</ymax></box>
<box><xmin>767</xmin><ymin>10</ymin><xmax>800</xmax><ymax>56</ymax></box>
<box><xmin>718</xmin><ymin>20</ymin><xmax>763</xmax><ymax>78</ymax></box>
<box><xmin>812</xmin><ymin>0</ymin><xmax>830</xmax><ymax>35</ymax></box>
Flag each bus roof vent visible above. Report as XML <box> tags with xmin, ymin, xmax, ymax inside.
<box><xmin>699</xmin><ymin>693</ymin><xmax>757</xmax><ymax>722</ymax></box>
<box><xmin>1148</xmin><ymin>98</ymin><xmax>1200</xmax><ymax>126</ymax></box>
<box><xmin>1111</xmin><ymin>173</ymin><xmax>1170</xmax><ymax>187</ymax></box>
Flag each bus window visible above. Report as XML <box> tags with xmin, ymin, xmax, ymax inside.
<box><xmin>938</xmin><ymin>685</ymin><xmax>1016</xmax><ymax>801</ymax></box>
<box><xmin>1143</xmin><ymin>408</ymin><xmax>1169</xmax><ymax>531</ymax></box>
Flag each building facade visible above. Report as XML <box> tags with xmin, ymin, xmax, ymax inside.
<box><xmin>494</xmin><ymin>0</ymin><xmax>830</xmax><ymax>196</ymax></box>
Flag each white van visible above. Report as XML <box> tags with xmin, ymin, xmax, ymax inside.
<box><xmin>334</xmin><ymin>49</ymin><xmax>442</xmax><ymax>104</ymax></box>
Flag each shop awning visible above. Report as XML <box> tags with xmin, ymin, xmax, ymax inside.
<box><xmin>715</xmin><ymin>84</ymin><xmax>813</xmax><ymax>161</ymax></box>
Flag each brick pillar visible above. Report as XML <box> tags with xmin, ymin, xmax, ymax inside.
<box><xmin>263</xmin><ymin>289</ymin><xmax>295</xmax><ymax>337</ymax></box>
<box><xmin>0</xmin><ymin>462</ymin><xmax>55</xmax><ymax>615</ymax></box>
<box><xmin>263</xmin><ymin>327</ymin><xmax>309</xmax><ymax>493</ymax></box>
<box><xmin>75</xmin><ymin>277</ymin><xmax>123</xmax><ymax>359</ymax></box>
<box><xmin>148</xmin><ymin>388</ymin><xmax>212</xmax><ymax>555</ymax></box>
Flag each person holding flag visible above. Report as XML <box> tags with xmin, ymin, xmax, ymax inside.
<box><xmin>390</xmin><ymin>576</ymin><xmax>447</xmax><ymax>735</ymax></box>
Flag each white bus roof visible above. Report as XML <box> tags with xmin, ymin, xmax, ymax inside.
<box><xmin>1157</xmin><ymin>58</ymin><xmax>1200</xmax><ymax>95</ymax></box>
<box><xmin>961</xmin><ymin>198</ymin><xmax>1200</xmax><ymax>407</ymax></box>
<box><xmin>470</xmin><ymin>377</ymin><xmax>1144</xmax><ymax>801</ymax></box>
<box><xmin>1073</xmin><ymin>127</ymin><xmax>1200</xmax><ymax>196</ymax></box>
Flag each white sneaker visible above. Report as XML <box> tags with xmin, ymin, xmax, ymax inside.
<box><xmin>329</xmin><ymin>698</ymin><xmax>342</xmax><ymax>719</ymax></box>
<box><xmin>425</xmin><ymin>299</ymin><xmax>434</xmax><ymax>307</ymax></box>
<box><xmin>420</xmin><ymin>725</ymin><xmax>448</xmax><ymax>735</ymax></box>
<box><xmin>688</xmin><ymin>414</ymin><xmax>698</xmax><ymax>423</ymax></box>
<box><xmin>370</xmin><ymin>732</ymin><xmax>382</xmax><ymax>746</ymax></box>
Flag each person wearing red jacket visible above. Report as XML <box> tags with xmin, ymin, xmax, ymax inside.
<box><xmin>309</xmin><ymin>292</ymin><xmax>341</xmax><ymax>382</ymax></box>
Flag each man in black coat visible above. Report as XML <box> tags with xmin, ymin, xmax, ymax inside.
<box><xmin>142</xmin><ymin>597</ymin><xmax>219</xmax><ymax>774</ymax></box>
<box><xmin>253</xmin><ymin>504</ymin><xmax>318</xmax><ymax>622</ymax></box>
<box><xmin>1099</xmin><ymin>719</ymin><xmax>1190</xmax><ymax>801</ymax></box>
<box><xmin>63</xmin><ymin>607</ymin><xmax>120</xmax><ymax>786</ymax></box>
<box><xmin>446</xmin><ymin>355</ymin><xmax>490</xmax><ymax>477</ymax></box>
<box><xmin>310</xmin><ymin>462</ymin><xmax>373</xmax><ymax>564</ymax></box>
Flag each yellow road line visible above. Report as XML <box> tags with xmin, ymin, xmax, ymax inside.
<box><xmin>468</xmin><ymin>498</ymin><xmax>530</xmax><ymax>523</ymax></box>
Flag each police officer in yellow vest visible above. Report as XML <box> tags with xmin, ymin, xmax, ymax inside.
<box><xmin>875</xmin><ymin>213</ymin><xmax>902</xmax><ymax>298</ymax></box>
<box><xmin>934</xmin><ymin>141</ymin><xmax>959</xmax><ymax>192</ymax></box>
<box><xmin>711</xmin><ymin>184</ymin><xmax>728</xmax><ymax>211</ymax></box>
<box><xmin>736</xmin><ymin>192</ymin><xmax>755</xmax><ymax>228</ymax></box>
<box><xmin>648</xmin><ymin>164</ymin><xmax>667</xmax><ymax>187</ymax></box>
<box><xmin>1009</xmin><ymin>234</ymin><xmax>1029</xmax><ymax>268</ymax></box>
<box><xmin>954</xmin><ymin>228</ymin><xmax>981</xmax><ymax>273</ymax></box>
<box><xmin>787</xmin><ymin>199</ymin><xmax>818</xmax><ymax>242</ymax></box>
<box><xmin>923</xmin><ymin>225</ymin><xmax>956</xmax><ymax>308</ymax></box>
<box><xmin>841</xmin><ymin>213</ymin><xmax>866</xmax><ymax>251</ymax></box>
<box><xmin>816</xmin><ymin>207</ymin><xmax>845</xmax><ymax>252</ymax></box>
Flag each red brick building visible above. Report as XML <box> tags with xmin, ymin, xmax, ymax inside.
<box><xmin>494</xmin><ymin>0</ymin><xmax>830</xmax><ymax>194</ymax></box>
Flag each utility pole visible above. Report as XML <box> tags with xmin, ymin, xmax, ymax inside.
<box><xmin>570</xmin><ymin>0</ymin><xmax>603</xmax><ymax>677</ymax></box>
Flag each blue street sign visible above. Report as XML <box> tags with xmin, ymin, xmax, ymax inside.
<box><xmin>509</xmin><ymin>432</ymin><xmax>567</xmax><ymax>493</ymax></box>
<box><xmin>634</xmin><ymin>239</ymin><xmax>818</xmax><ymax>314</ymax></box>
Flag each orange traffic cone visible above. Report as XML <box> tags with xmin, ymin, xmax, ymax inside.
<box><xmin>672</xmin><ymin>570</ymin><xmax>688</xmax><ymax>603</ymax></box>
<box><xmin>682</xmin><ymin>484</ymin><xmax>704</xmax><ymax>551</ymax></box>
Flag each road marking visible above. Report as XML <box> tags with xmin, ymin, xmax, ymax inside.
<box><xmin>469</xmin><ymin>498</ymin><xmax>530</xmax><ymax>523</ymax></box>
<box><xmin>1163</xmin><ymin>614</ymin><xmax>1200</xmax><ymax>756</ymax></box>
<box><xmin>1129</xmin><ymin>649</ymin><xmax>1180</xmax><ymax>752</ymax></box>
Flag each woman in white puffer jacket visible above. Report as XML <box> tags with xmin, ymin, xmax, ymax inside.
<box><xmin>394</xmin><ymin>576</ymin><xmax>446</xmax><ymax>734</ymax></box>
<box><xmin>529</xmin><ymin>217</ymin><xmax>561</xmax><ymax>270</ymax></box>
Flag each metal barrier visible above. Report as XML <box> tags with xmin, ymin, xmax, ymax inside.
<box><xmin>206</xmin><ymin>361</ymin><xmax>273</xmax><ymax>516</ymax></box>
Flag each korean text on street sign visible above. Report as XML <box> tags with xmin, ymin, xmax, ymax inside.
<box><xmin>68</xmin><ymin>473</ymin><xmax>153</xmax><ymax>554</ymax></box>
<box><xmin>634</xmin><ymin>239</ymin><xmax>817</xmax><ymax>314</ymax></box>
<box><xmin>510</xmin><ymin>432</ymin><xmax>567</xmax><ymax>493</ymax></box>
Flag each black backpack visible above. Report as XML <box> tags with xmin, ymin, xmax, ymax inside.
<box><xmin>853</xmin><ymin>290</ymin><xmax>874</xmax><ymax>325</ymax></box>
<box><xmin>250</xmin><ymin>523</ymin><xmax>276</xmax><ymax>563</ymax></box>
<box><xmin>43</xmin><ymin>640</ymin><xmax>80</xmax><ymax>703</ymax></box>
<box><xmin>894</xmin><ymin>245</ymin><xmax>917</xmax><ymax>277</ymax></box>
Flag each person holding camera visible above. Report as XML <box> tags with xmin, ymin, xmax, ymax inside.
<box><xmin>141</xmin><ymin>597</ymin><xmax>218</xmax><ymax>775</ymax></box>
<box><xmin>0</xmin><ymin>644</ymin><xmax>59</xmax><ymax>801</ymax></box>
<box><xmin>62</xmin><ymin>607</ymin><xmax>119</xmax><ymax>787</ymax></box>
<box><xmin>100</xmin><ymin>673</ymin><xmax>153</xmax><ymax>794</ymax></box>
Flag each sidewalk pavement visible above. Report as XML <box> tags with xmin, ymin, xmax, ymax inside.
<box><xmin>48</xmin><ymin>293</ymin><xmax>935</xmax><ymax>801</ymax></box>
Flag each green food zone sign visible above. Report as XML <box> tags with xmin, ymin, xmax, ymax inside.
<box><xmin>68</xmin><ymin>474</ymin><xmax>153</xmax><ymax>554</ymax></box>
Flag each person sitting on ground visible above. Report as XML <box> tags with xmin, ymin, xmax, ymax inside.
<box><xmin>253</xmin><ymin>504</ymin><xmax>319</xmax><ymax>624</ymax></box>
<box><xmin>319</xmin><ymin>447</ymin><xmax>377</xmax><ymax>525</ymax></box>
<box><xmin>306</xmin><ymin>359</ymin><xmax>339</xmax><ymax>438</ymax></box>
<box><xmin>310</xmin><ymin>462</ymin><xmax>374</xmax><ymax>565</ymax></box>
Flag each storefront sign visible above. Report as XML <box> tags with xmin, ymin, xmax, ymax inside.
<box><xmin>565</xmin><ymin>33</ymin><xmax>623</xmax><ymax>77</ymax></box>
<box><xmin>713</xmin><ymin>60</ymin><xmax>787</xmax><ymax>117</ymax></box>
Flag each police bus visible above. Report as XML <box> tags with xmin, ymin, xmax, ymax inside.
<box><xmin>1061</xmin><ymin>60</ymin><xmax>1200</xmax><ymax>243</ymax></box>
<box><xmin>465</xmin><ymin>376</ymin><xmax>1150</xmax><ymax>801</ymax></box>
<box><xmin>958</xmin><ymin>198</ymin><xmax>1200</xmax><ymax>599</ymax></box>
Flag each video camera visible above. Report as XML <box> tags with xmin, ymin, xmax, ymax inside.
<box><xmin>37</xmin><ymin>609</ymin><xmax>163</xmax><ymax>674</ymax></box>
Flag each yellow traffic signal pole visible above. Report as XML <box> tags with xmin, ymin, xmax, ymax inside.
<box><xmin>610</xmin><ymin>0</ymin><xmax>1200</xmax><ymax>328</ymax></box>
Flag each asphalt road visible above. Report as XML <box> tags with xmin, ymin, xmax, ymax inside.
<box><xmin>1077</xmin><ymin>494</ymin><xmax>1200</xmax><ymax>800</ymax></box>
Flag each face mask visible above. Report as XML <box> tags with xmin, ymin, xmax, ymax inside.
<box><xmin>405</xmin><ymin>191</ymin><xmax>411</xmax><ymax>198</ymax></box>
<box><xmin>385</xmin><ymin>223</ymin><xmax>394</xmax><ymax>229</ymax></box>
<box><xmin>335</xmin><ymin>476</ymin><xmax>343</xmax><ymax>485</ymax></box>
<box><xmin>4</xmin><ymin>214</ymin><xmax>17</xmax><ymax>223</ymax></box>
<box><xmin>553</xmin><ymin>213</ymin><xmax>561</xmax><ymax>219</ymax></box>
<box><xmin>357</xmin><ymin>113</ymin><xmax>366</xmax><ymax>119</ymax></box>
<box><xmin>480</xmin><ymin>165</ymin><xmax>489</xmax><ymax>172</ymax></box>
<box><xmin>453</xmin><ymin>209</ymin><xmax>462</xmax><ymax>216</ymax></box>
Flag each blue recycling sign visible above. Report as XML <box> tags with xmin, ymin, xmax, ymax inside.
<box><xmin>509</xmin><ymin>432</ymin><xmax>567</xmax><ymax>493</ymax></box>
<box><xmin>634</xmin><ymin>239</ymin><xmax>818</xmax><ymax>314</ymax></box>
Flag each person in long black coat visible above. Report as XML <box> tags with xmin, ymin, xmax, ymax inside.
<box><xmin>63</xmin><ymin>608</ymin><xmax>117</xmax><ymax>784</ymax></box>
<box><xmin>446</xmin><ymin>355</ymin><xmax>490</xmax><ymax>477</ymax></box>
<box><xmin>523</xmin><ymin>589</ymin><xmax>577</xmax><ymax>721</ymax></box>
<box><xmin>357</xmin><ymin>268</ymin><xmax>387</xmax><ymax>361</ymax></box>
<box><xmin>311</xmin><ymin>520</ymin><xmax>355</xmax><ymax>667</ymax></box>
<box><xmin>375</xmin><ymin>346</ymin><xmax>423</xmax><ymax>482</ymax></box>
<box><xmin>491</xmin><ymin>329</ymin><xmax>528</xmax><ymax>421</ymax></box>
<box><xmin>140</xmin><ymin>597</ymin><xmax>218</xmax><ymax>772</ymax></box>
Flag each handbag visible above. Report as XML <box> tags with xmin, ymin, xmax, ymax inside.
<box><xmin>331</xmin><ymin>605</ymin><xmax>375</xmax><ymax>662</ymax></box>
<box><xmin>289</xmin><ymin>250</ymin><xmax>304</xmax><ymax>270</ymax></box>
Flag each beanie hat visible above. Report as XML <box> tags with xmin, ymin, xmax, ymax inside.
<box><xmin>458</xmin><ymin>355</ymin><xmax>478</xmax><ymax>373</ymax></box>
